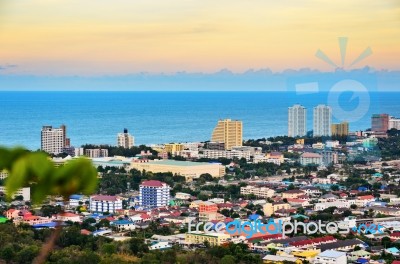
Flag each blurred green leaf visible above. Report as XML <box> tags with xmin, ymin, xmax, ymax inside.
<box><xmin>1</xmin><ymin>147</ymin><xmax>98</xmax><ymax>204</ymax></box>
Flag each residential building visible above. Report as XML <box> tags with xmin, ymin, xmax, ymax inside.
<box><xmin>41</xmin><ymin>125</ymin><xmax>68</xmax><ymax>154</ymax></box>
<box><xmin>300</xmin><ymin>152</ymin><xmax>323</xmax><ymax>166</ymax></box>
<box><xmin>288</xmin><ymin>104</ymin><xmax>307</xmax><ymax>137</ymax></box>
<box><xmin>263</xmin><ymin>255</ymin><xmax>301</xmax><ymax>264</ymax></box>
<box><xmin>389</xmin><ymin>116</ymin><xmax>400</xmax><ymax>130</ymax></box>
<box><xmin>263</xmin><ymin>202</ymin><xmax>292</xmax><ymax>217</ymax></box>
<box><xmin>321</xmin><ymin>151</ymin><xmax>338</xmax><ymax>166</ymax></box>
<box><xmin>111</xmin><ymin>220</ymin><xmax>136</xmax><ymax>231</ymax></box>
<box><xmin>205</xmin><ymin>142</ymin><xmax>225</xmax><ymax>150</ymax></box>
<box><xmin>331</xmin><ymin>122</ymin><xmax>349</xmax><ymax>136</ymax></box>
<box><xmin>185</xmin><ymin>232</ymin><xmax>230</xmax><ymax>246</ymax></box>
<box><xmin>85</xmin><ymin>148</ymin><xmax>109</xmax><ymax>158</ymax></box>
<box><xmin>164</xmin><ymin>143</ymin><xmax>184</xmax><ymax>154</ymax></box>
<box><xmin>313</xmin><ymin>104</ymin><xmax>332</xmax><ymax>137</ymax></box>
<box><xmin>139</xmin><ymin>180</ymin><xmax>170</xmax><ymax>208</ymax></box>
<box><xmin>314</xmin><ymin>201</ymin><xmax>350</xmax><ymax>211</ymax></box>
<box><xmin>0</xmin><ymin>186</ymin><xmax>30</xmax><ymax>200</ymax></box>
<box><xmin>117</xmin><ymin>128</ymin><xmax>134</xmax><ymax>148</ymax></box>
<box><xmin>325</xmin><ymin>140</ymin><xmax>340</xmax><ymax>148</ymax></box>
<box><xmin>211</xmin><ymin>119</ymin><xmax>243</xmax><ymax>150</ymax></box>
<box><xmin>282</xmin><ymin>190</ymin><xmax>305</xmax><ymax>199</ymax></box>
<box><xmin>371</xmin><ymin>114</ymin><xmax>389</xmax><ymax>132</ymax></box>
<box><xmin>240</xmin><ymin>186</ymin><xmax>275</xmax><ymax>198</ymax></box>
<box><xmin>89</xmin><ymin>195</ymin><xmax>123</xmax><ymax>213</ymax></box>
<box><xmin>314</xmin><ymin>250</ymin><xmax>347</xmax><ymax>264</ymax></box>
<box><xmin>265</xmin><ymin>152</ymin><xmax>285</xmax><ymax>165</ymax></box>
<box><xmin>130</xmin><ymin>160</ymin><xmax>225</xmax><ymax>181</ymax></box>
<box><xmin>175</xmin><ymin>192</ymin><xmax>192</xmax><ymax>200</ymax></box>
<box><xmin>200</xmin><ymin>149</ymin><xmax>251</xmax><ymax>161</ymax></box>
<box><xmin>0</xmin><ymin>170</ymin><xmax>8</xmax><ymax>180</ymax></box>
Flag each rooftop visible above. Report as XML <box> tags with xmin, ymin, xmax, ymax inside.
<box><xmin>318</xmin><ymin>250</ymin><xmax>346</xmax><ymax>258</ymax></box>
<box><xmin>148</xmin><ymin>160</ymin><xmax>221</xmax><ymax>167</ymax></box>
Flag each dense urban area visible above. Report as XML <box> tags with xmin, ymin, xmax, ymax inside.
<box><xmin>2</xmin><ymin>108</ymin><xmax>400</xmax><ymax>264</ymax></box>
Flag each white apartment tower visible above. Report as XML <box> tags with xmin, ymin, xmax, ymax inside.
<box><xmin>313</xmin><ymin>104</ymin><xmax>332</xmax><ymax>137</ymax></box>
<box><xmin>41</xmin><ymin>125</ymin><xmax>67</xmax><ymax>155</ymax></box>
<box><xmin>117</xmin><ymin>128</ymin><xmax>134</xmax><ymax>148</ymax></box>
<box><xmin>288</xmin><ymin>104</ymin><xmax>307</xmax><ymax>137</ymax></box>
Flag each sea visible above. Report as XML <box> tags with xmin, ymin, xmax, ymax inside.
<box><xmin>0</xmin><ymin>91</ymin><xmax>399</xmax><ymax>150</ymax></box>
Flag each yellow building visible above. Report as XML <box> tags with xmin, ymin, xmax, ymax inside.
<box><xmin>211</xmin><ymin>119</ymin><xmax>243</xmax><ymax>150</ymax></box>
<box><xmin>290</xmin><ymin>250</ymin><xmax>320</xmax><ymax>261</ymax></box>
<box><xmin>129</xmin><ymin>160</ymin><xmax>225</xmax><ymax>181</ymax></box>
<box><xmin>164</xmin><ymin>143</ymin><xmax>184</xmax><ymax>154</ymax></box>
<box><xmin>296</xmin><ymin>139</ymin><xmax>305</xmax><ymax>145</ymax></box>
<box><xmin>331</xmin><ymin>122</ymin><xmax>349</xmax><ymax>136</ymax></box>
<box><xmin>263</xmin><ymin>202</ymin><xmax>292</xmax><ymax>217</ymax></box>
<box><xmin>185</xmin><ymin>232</ymin><xmax>230</xmax><ymax>246</ymax></box>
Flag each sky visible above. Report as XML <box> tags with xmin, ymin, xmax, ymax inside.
<box><xmin>0</xmin><ymin>0</ymin><xmax>399</xmax><ymax>90</ymax></box>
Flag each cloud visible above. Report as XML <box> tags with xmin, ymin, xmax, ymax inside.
<box><xmin>0</xmin><ymin>67</ymin><xmax>398</xmax><ymax>92</ymax></box>
<box><xmin>0</xmin><ymin>64</ymin><xmax>17</xmax><ymax>70</ymax></box>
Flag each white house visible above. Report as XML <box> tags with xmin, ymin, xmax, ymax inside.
<box><xmin>314</xmin><ymin>250</ymin><xmax>347</xmax><ymax>264</ymax></box>
<box><xmin>90</xmin><ymin>195</ymin><xmax>123</xmax><ymax>213</ymax></box>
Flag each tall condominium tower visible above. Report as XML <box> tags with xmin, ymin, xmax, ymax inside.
<box><xmin>211</xmin><ymin>119</ymin><xmax>242</xmax><ymax>150</ymax></box>
<box><xmin>41</xmin><ymin>125</ymin><xmax>67</xmax><ymax>154</ymax></box>
<box><xmin>288</xmin><ymin>104</ymin><xmax>307</xmax><ymax>137</ymax></box>
<box><xmin>371</xmin><ymin>114</ymin><xmax>389</xmax><ymax>132</ymax></box>
<box><xmin>117</xmin><ymin>128</ymin><xmax>134</xmax><ymax>148</ymax></box>
<box><xmin>331</xmin><ymin>122</ymin><xmax>349</xmax><ymax>136</ymax></box>
<box><xmin>313</xmin><ymin>104</ymin><xmax>332</xmax><ymax>137</ymax></box>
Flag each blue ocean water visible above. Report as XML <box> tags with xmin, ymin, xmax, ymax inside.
<box><xmin>0</xmin><ymin>92</ymin><xmax>399</xmax><ymax>150</ymax></box>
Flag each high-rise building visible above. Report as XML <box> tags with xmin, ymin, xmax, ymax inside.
<box><xmin>211</xmin><ymin>119</ymin><xmax>242</xmax><ymax>150</ymax></box>
<box><xmin>139</xmin><ymin>180</ymin><xmax>170</xmax><ymax>208</ymax></box>
<box><xmin>389</xmin><ymin>116</ymin><xmax>400</xmax><ymax>130</ymax></box>
<box><xmin>41</xmin><ymin>125</ymin><xmax>68</xmax><ymax>154</ymax></box>
<box><xmin>313</xmin><ymin>104</ymin><xmax>332</xmax><ymax>137</ymax></box>
<box><xmin>371</xmin><ymin>114</ymin><xmax>389</xmax><ymax>132</ymax></box>
<box><xmin>117</xmin><ymin>128</ymin><xmax>134</xmax><ymax>148</ymax></box>
<box><xmin>331</xmin><ymin>122</ymin><xmax>349</xmax><ymax>136</ymax></box>
<box><xmin>288</xmin><ymin>104</ymin><xmax>307</xmax><ymax>137</ymax></box>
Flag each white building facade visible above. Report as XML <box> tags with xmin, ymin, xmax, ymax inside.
<box><xmin>313</xmin><ymin>104</ymin><xmax>332</xmax><ymax>137</ymax></box>
<box><xmin>288</xmin><ymin>104</ymin><xmax>307</xmax><ymax>137</ymax></box>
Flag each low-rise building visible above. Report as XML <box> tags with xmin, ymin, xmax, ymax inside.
<box><xmin>300</xmin><ymin>152</ymin><xmax>323</xmax><ymax>166</ymax></box>
<box><xmin>130</xmin><ymin>160</ymin><xmax>225</xmax><ymax>181</ymax></box>
<box><xmin>90</xmin><ymin>195</ymin><xmax>123</xmax><ymax>213</ymax></box>
<box><xmin>282</xmin><ymin>190</ymin><xmax>305</xmax><ymax>199</ymax></box>
<box><xmin>185</xmin><ymin>232</ymin><xmax>230</xmax><ymax>246</ymax></box>
<box><xmin>263</xmin><ymin>202</ymin><xmax>292</xmax><ymax>217</ymax></box>
<box><xmin>314</xmin><ymin>250</ymin><xmax>347</xmax><ymax>264</ymax></box>
<box><xmin>0</xmin><ymin>186</ymin><xmax>30</xmax><ymax>201</ymax></box>
<box><xmin>240</xmin><ymin>185</ymin><xmax>275</xmax><ymax>198</ymax></box>
<box><xmin>85</xmin><ymin>148</ymin><xmax>109</xmax><ymax>158</ymax></box>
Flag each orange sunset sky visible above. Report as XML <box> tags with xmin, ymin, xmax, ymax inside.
<box><xmin>0</xmin><ymin>0</ymin><xmax>399</xmax><ymax>75</ymax></box>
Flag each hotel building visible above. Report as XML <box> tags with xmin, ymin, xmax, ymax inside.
<box><xmin>288</xmin><ymin>105</ymin><xmax>307</xmax><ymax>137</ymax></box>
<box><xmin>211</xmin><ymin>119</ymin><xmax>243</xmax><ymax>150</ymax></box>
<box><xmin>313</xmin><ymin>104</ymin><xmax>332</xmax><ymax>137</ymax></box>
<box><xmin>139</xmin><ymin>180</ymin><xmax>170</xmax><ymax>208</ymax></box>
<box><xmin>130</xmin><ymin>160</ymin><xmax>225</xmax><ymax>181</ymax></box>
<box><xmin>41</xmin><ymin>125</ymin><xmax>68</xmax><ymax>155</ymax></box>
<box><xmin>117</xmin><ymin>128</ymin><xmax>134</xmax><ymax>148</ymax></box>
